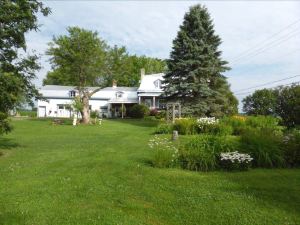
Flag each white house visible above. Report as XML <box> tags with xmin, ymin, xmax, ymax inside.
<box><xmin>37</xmin><ymin>71</ymin><xmax>164</xmax><ymax>118</ymax></box>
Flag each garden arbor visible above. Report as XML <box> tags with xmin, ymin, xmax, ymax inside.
<box><xmin>166</xmin><ymin>103</ymin><xmax>181</xmax><ymax>123</ymax></box>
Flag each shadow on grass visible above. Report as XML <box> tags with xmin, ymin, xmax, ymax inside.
<box><xmin>0</xmin><ymin>138</ymin><xmax>20</xmax><ymax>150</ymax></box>
<box><xmin>222</xmin><ymin>169</ymin><xmax>300</xmax><ymax>214</ymax></box>
<box><xmin>109</xmin><ymin>118</ymin><xmax>159</xmax><ymax>128</ymax></box>
<box><xmin>0</xmin><ymin>211</ymin><xmax>26</xmax><ymax>225</ymax></box>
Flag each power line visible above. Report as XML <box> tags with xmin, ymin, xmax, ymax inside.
<box><xmin>230</xmin><ymin>18</ymin><xmax>300</xmax><ymax>62</ymax></box>
<box><xmin>233</xmin><ymin>74</ymin><xmax>300</xmax><ymax>93</ymax></box>
<box><xmin>235</xmin><ymin>80</ymin><xmax>300</xmax><ymax>96</ymax></box>
<box><xmin>231</xmin><ymin>29</ymin><xmax>300</xmax><ymax>65</ymax></box>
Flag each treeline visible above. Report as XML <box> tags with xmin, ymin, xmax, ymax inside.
<box><xmin>242</xmin><ymin>84</ymin><xmax>300</xmax><ymax>127</ymax></box>
<box><xmin>43</xmin><ymin>30</ymin><xmax>166</xmax><ymax>87</ymax></box>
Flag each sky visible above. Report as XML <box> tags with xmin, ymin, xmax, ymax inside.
<box><xmin>25</xmin><ymin>0</ymin><xmax>300</xmax><ymax>109</ymax></box>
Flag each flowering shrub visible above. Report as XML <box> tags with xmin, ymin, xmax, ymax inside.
<box><xmin>197</xmin><ymin>117</ymin><xmax>220</xmax><ymax>134</ymax></box>
<box><xmin>148</xmin><ymin>135</ymin><xmax>178</xmax><ymax>168</ymax></box>
<box><xmin>220</xmin><ymin>151</ymin><xmax>253</xmax><ymax>171</ymax></box>
<box><xmin>197</xmin><ymin>117</ymin><xmax>219</xmax><ymax>129</ymax></box>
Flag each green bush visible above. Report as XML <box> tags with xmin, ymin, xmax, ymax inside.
<box><xmin>283</xmin><ymin>129</ymin><xmax>300</xmax><ymax>167</ymax></box>
<box><xmin>173</xmin><ymin>118</ymin><xmax>197</xmax><ymax>135</ymax></box>
<box><xmin>246</xmin><ymin>116</ymin><xmax>282</xmax><ymax>133</ymax></box>
<box><xmin>178</xmin><ymin>135</ymin><xmax>239</xmax><ymax>171</ymax></box>
<box><xmin>209</xmin><ymin>123</ymin><xmax>233</xmax><ymax>136</ymax></box>
<box><xmin>240</xmin><ymin>128</ymin><xmax>284</xmax><ymax>168</ymax></box>
<box><xmin>220</xmin><ymin>116</ymin><xmax>247</xmax><ymax>135</ymax></box>
<box><xmin>155</xmin><ymin>110</ymin><xmax>166</xmax><ymax>119</ymax></box>
<box><xmin>155</xmin><ymin>123</ymin><xmax>173</xmax><ymax>134</ymax></box>
<box><xmin>18</xmin><ymin>110</ymin><xmax>37</xmax><ymax>117</ymax></box>
<box><xmin>127</xmin><ymin>104</ymin><xmax>149</xmax><ymax>118</ymax></box>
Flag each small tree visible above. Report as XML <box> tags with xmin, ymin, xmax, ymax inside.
<box><xmin>46</xmin><ymin>27</ymin><xmax>108</xmax><ymax>124</ymax></box>
<box><xmin>242</xmin><ymin>89</ymin><xmax>277</xmax><ymax>116</ymax></box>
<box><xmin>275</xmin><ymin>84</ymin><xmax>300</xmax><ymax>127</ymax></box>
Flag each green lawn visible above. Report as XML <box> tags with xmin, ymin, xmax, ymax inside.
<box><xmin>0</xmin><ymin>119</ymin><xmax>299</xmax><ymax>225</ymax></box>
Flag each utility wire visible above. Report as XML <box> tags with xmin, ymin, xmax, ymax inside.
<box><xmin>230</xmin><ymin>18</ymin><xmax>300</xmax><ymax>62</ymax></box>
<box><xmin>233</xmin><ymin>74</ymin><xmax>300</xmax><ymax>93</ymax></box>
<box><xmin>235</xmin><ymin>80</ymin><xmax>300</xmax><ymax>96</ymax></box>
<box><xmin>231</xmin><ymin>29</ymin><xmax>300</xmax><ymax>65</ymax></box>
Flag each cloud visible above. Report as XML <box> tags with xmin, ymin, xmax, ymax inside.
<box><xmin>25</xmin><ymin>1</ymin><xmax>300</xmax><ymax>110</ymax></box>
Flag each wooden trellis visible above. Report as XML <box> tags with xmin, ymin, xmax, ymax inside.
<box><xmin>166</xmin><ymin>103</ymin><xmax>181</xmax><ymax>123</ymax></box>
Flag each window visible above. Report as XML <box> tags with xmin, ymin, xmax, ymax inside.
<box><xmin>70</xmin><ymin>90</ymin><xmax>76</xmax><ymax>97</ymax></box>
<box><xmin>100</xmin><ymin>106</ymin><xmax>108</xmax><ymax>113</ymax></box>
<box><xmin>58</xmin><ymin>105</ymin><xmax>64</xmax><ymax>110</ymax></box>
<box><xmin>154</xmin><ymin>79</ymin><xmax>162</xmax><ymax>89</ymax></box>
<box><xmin>116</xmin><ymin>91</ymin><xmax>124</xmax><ymax>98</ymax></box>
<box><xmin>144</xmin><ymin>98</ymin><xmax>152</xmax><ymax>108</ymax></box>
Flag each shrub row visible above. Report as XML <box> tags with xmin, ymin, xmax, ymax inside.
<box><xmin>151</xmin><ymin>116</ymin><xmax>300</xmax><ymax>170</ymax></box>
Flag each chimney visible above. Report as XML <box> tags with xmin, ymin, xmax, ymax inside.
<box><xmin>140</xmin><ymin>68</ymin><xmax>145</xmax><ymax>81</ymax></box>
<box><xmin>112</xmin><ymin>79</ymin><xmax>117</xmax><ymax>88</ymax></box>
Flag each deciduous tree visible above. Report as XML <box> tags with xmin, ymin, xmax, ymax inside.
<box><xmin>46</xmin><ymin>27</ymin><xmax>108</xmax><ymax>124</ymax></box>
<box><xmin>0</xmin><ymin>0</ymin><xmax>50</xmax><ymax>134</ymax></box>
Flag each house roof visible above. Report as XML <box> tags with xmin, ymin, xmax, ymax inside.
<box><xmin>40</xmin><ymin>85</ymin><xmax>138</xmax><ymax>92</ymax></box>
<box><xmin>101</xmin><ymin>87</ymin><xmax>138</xmax><ymax>92</ymax></box>
<box><xmin>40</xmin><ymin>85</ymin><xmax>100</xmax><ymax>91</ymax></box>
<box><xmin>138</xmin><ymin>73</ymin><xmax>164</xmax><ymax>92</ymax></box>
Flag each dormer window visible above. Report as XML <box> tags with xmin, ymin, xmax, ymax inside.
<box><xmin>70</xmin><ymin>90</ymin><xmax>76</xmax><ymax>97</ymax></box>
<box><xmin>116</xmin><ymin>91</ymin><xmax>124</xmax><ymax>98</ymax></box>
<box><xmin>154</xmin><ymin>79</ymin><xmax>162</xmax><ymax>89</ymax></box>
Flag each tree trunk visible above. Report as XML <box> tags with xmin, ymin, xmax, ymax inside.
<box><xmin>81</xmin><ymin>94</ymin><xmax>90</xmax><ymax>124</ymax></box>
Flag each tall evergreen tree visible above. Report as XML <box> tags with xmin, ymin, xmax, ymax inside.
<box><xmin>163</xmin><ymin>4</ymin><xmax>237</xmax><ymax>117</ymax></box>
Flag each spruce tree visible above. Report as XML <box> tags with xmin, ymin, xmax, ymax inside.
<box><xmin>163</xmin><ymin>4</ymin><xmax>237</xmax><ymax>117</ymax></box>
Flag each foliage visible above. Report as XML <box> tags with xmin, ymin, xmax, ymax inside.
<box><xmin>275</xmin><ymin>84</ymin><xmax>300</xmax><ymax>128</ymax></box>
<box><xmin>154</xmin><ymin>123</ymin><xmax>173</xmax><ymax>134</ymax></box>
<box><xmin>179</xmin><ymin>135</ymin><xmax>238</xmax><ymax>171</ymax></box>
<box><xmin>220</xmin><ymin>151</ymin><xmax>253</xmax><ymax>171</ymax></box>
<box><xmin>245</xmin><ymin>116</ymin><xmax>283</xmax><ymax>134</ymax></box>
<box><xmin>163</xmin><ymin>4</ymin><xmax>237</xmax><ymax>117</ymax></box>
<box><xmin>148</xmin><ymin>135</ymin><xmax>178</xmax><ymax>168</ymax></box>
<box><xmin>220</xmin><ymin>116</ymin><xmax>247</xmax><ymax>135</ymax></box>
<box><xmin>240</xmin><ymin>128</ymin><xmax>284</xmax><ymax>168</ymax></box>
<box><xmin>0</xmin><ymin>0</ymin><xmax>50</xmax><ymax>134</ymax></box>
<box><xmin>127</xmin><ymin>104</ymin><xmax>149</xmax><ymax>118</ymax></box>
<box><xmin>283</xmin><ymin>129</ymin><xmax>300</xmax><ymax>167</ymax></box>
<box><xmin>0</xmin><ymin>112</ymin><xmax>12</xmax><ymax>135</ymax></box>
<box><xmin>155</xmin><ymin>110</ymin><xmax>166</xmax><ymax>119</ymax></box>
<box><xmin>18</xmin><ymin>110</ymin><xmax>37</xmax><ymax>118</ymax></box>
<box><xmin>72</xmin><ymin>96</ymin><xmax>83</xmax><ymax>113</ymax></box>
<box><xmin>243</xmin><ymin>85</ymin><xmax>300</xmax><ymax>127</ymax></box>
<box><xmin>44</xmin><ymin>44</ymin><xmax>166</xmax><ymax>88</ymax></box>
<box><xmin>209</xmin><ymin>123</ymin><xmax>234</xmax><ymax>136</ymax></box>
<box><xmin>90</xmin><ymin>110</ymin><xmax>99</xmax><ymax>119</ymax></box>
<box><xmin>173</xmin><ymin>118</ymin><xmax>197</xmax><ymax>135</ymax></box>
<box><xmin>46</xmin><ymin>27</ymin><xmax>108</xmax><ymax>123</ymax></box>
<box><xmin>103</xmin><ymin>46</ymin><xmax>166</xmax><ymax>87</ymax></box>
<box><xmin>242</xmin><ymin>89</ymin><xmax>277</xmax><ymax>116</ymax></box>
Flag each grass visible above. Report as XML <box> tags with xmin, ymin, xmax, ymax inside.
<box><xmin>0</xmin><ymin>118</ymin><xmax>299</xmax><ymax>225</ymax></box>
